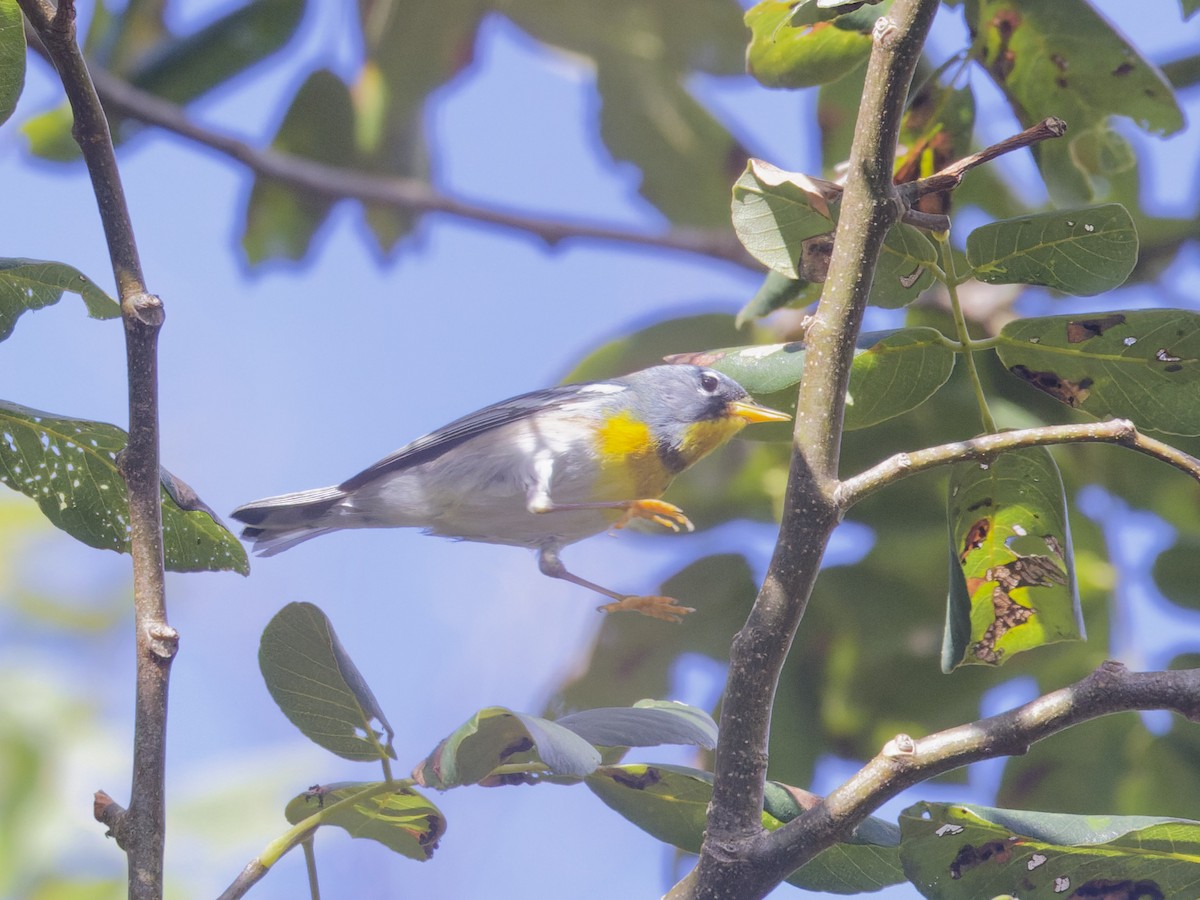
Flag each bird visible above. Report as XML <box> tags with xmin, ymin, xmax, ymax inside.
<box><xmin>230</xmin><ymin>364</ymin><xmax>789</xmax><ymax>622</ymax></box>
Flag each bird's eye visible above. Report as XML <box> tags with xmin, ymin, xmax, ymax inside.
<box><xmin>699</xmin><ymin>371</ymin><xmax>720</xmax><ymax>394</ymax></box>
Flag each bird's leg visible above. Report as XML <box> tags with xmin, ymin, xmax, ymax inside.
<box><xmin>526</xmin><ymin>469</ymin><xmax>694</xmax><ymax>533</ymax></box>
<box><xmin>537</xmin><ymin>547</ymin><xmax>695</xmax><ymax>623</ymax></box>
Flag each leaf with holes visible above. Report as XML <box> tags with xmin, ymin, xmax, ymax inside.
<box><xmin>0</xmin><ymin>259</ymin><xmax>120</xmax><ymax>342</ymax></box>
<box><xmin>285</xmin><ymin>781</ymin><xmax>444</xmax><ymax>861</ymax></box>
<box><xmin>966</xmin><ymin>204</ymin><xmax>1138</xmax><ymax>296</ymax></box>
<box><xmin>870</xmin><ymin>223</ymin><xmax>938</xmax><ymax>308</ymax></box>
<box><xmin>944</xmin><ymin>446</ymin><xmax>1082</xmax><ymax>671</ymax></box>
<box><xmin>995</xmin><ymin>309</ymin><xmax>1200</xmax><ymax>435</ymax></box>
<box><xmin>966</xmin><ymin>0</ymin><xmax>1183</xmax><ymax>202</ymax></box>
<box><xmin>587</xmin><ymin>763</ymin><xmax>904</xmax><ymax>892</ymax></box>
<box><xmin>259</xmin><ymin>602</ymin><xmax>396</xmax><ymax>762</ymax></box>
<box><xmin>900</xmin><ymin>802</ymin><xmax>1200</xmax><ymax>898</ymax></box>
<box><xmin>731</xmin><ymin>159</ymin><xmax>839</xmax><ymax>278</ymax></box>
<box><xmin>745</xmin><ymin>0</ymin><xmax>879</xmax><ymax>88</ymax></box>
<box><xmin>0</xmin><ymin>401</ymin><xmax>247</xmax><ymax>573</ymax></box>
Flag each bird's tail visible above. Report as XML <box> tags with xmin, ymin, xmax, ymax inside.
<box><xmin>230</xmin><ymin>486</ymin><xmax>347</xmax><ymax>556</ymax></box>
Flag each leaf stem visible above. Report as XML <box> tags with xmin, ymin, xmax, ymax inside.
<box><xmin>937</xmin><ymin>231</ymin><xmax>997</xmax><ymax>433</ymax></box>
<box><xmin>302</xmin><ymin>837</ymin><xmax>321</xmax><ymax>900</ymax></box>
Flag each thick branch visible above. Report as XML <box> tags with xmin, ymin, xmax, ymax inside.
<box><xmin>67</xmin><ymin>64</ymin><xmax>754</xmax><ymax>267</ymax></box>
<box><xmin>19</xmin><ymin>2</ymin><xmax>173</xmax><ymax>898</ymax></box>
<box><xmin>679</xmin><ymin>4</ymin><xmax>941</xmax><ymax>899</ymax></box>
<box><xmin>836</xmin><ymin>418</ymin><xmax>1200</xmax><ymax>509</ymax></box>
<box><xmin>754</xmin><ymin>662</ymin><xmax>1200</xmax><ymax>886</ymax></box>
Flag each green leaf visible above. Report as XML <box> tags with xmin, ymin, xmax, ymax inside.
<box><xmin>23</xmin><ymin>0</ymin><xmax>305</xmax><ymax>162</ymax></box>
<box><xmin>745</xmin><ymin>0</ymin><xmax>878</xmax><ymax>89</ymax></box>
<box><xmin>243</xmin><ymin>69</ymin><xmax>357</xmax><ymax>265</ymax></box>
<box><xmin>870</xmin><ymin>222</ymin><xmax>937</xmax><ymax>308</ymax></box>
<box><xmin>597</xmin><ymin>60</ymin><xmax>746</xmax><ymax>228</ymax></box>
<box><xmin>1153</xmin><ymin>537</ymin><xmax>1200</xmax><ymax>612</ymax></box>
<box><xmin>284</xmin><ymin>782</ymin><xmax>444</xmax><ymax>861</ymax></box>
<box><xmin>731</xmin><ymin>158</ymin><xmax>839</xmax><ymax>278</ymax></box>
<box><xmin>966</xmin><ymin>204</ymin><xmax>1138</xmax><ymax>296</ymax></box>
<box><xmin>944</xmin><ymin>446</ymin><xmax>1082</xmax><ymax>671</ymax></box>
<box><xmin>414</xmin><ymin>706</ymin><xmax>601</xmax><ymax>789</ymax></box>
<box><xmin>670</xmin><ymin>327</ymin><xmax>956</xmax><ymax>432</ymax></box>
<box><xmin>995</xmin><ymin>309</ymin><xmax>1200</xmax><ymax>435</ymax></box>
<box><xmin>586</xmin><ymin>763</ymin><xmax>904</xmax><ymax>893</ymax></box>
<box><xmin>736</xmin><ymin>270</ymin><xmax>820</xmax><ymax>327</ymax></box>
<box><xmin>556</xmin><ymin>700</ymin><xmax>717</xmax><ymax>750</ymax></box>
<box><xmin>258</xmin><ymin>602</ymin><xmax>396</xmax><ymax>762</ymax></box>
<box><xmin>0</xmin><ymin>0</ymin><xmax>25</xmax><ymax>128</ymax></box>
<box><xmin>967</xmin><ymin>0</ymin><xmax>1184</xmax><ymax>202</ymax></box>
<box><xmin>128</xmin><ymin>0</ymin><xmax>304</xmax><ymax>105</ymax></box>
<box><xmin>0</xmin><ymin>401</ymin><xmax>247</xmax><ymax>573</ymax></box>
<box><xmin>900</xmin><ymin>801</ymin><xmax>1200</xmax><ymax>898</ymax></box>
<box><xmin>0</xmin><ymin>259</ymin><xmax>121</xmax><ymax>342</ymax></box>
<box><xmin>1183</xmin><ymin>0</ymin><xmax>1200</xmax><ymax>19</ymax></box>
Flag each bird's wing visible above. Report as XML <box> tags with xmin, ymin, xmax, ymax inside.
<box><xmin>338</xmin><ymin>380</ymin><xmax>624</xmax><ymax>491</ymax></box>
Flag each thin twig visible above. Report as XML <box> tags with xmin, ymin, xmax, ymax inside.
<box><xmin>835</xmin><ymin>418</ymin><xmax>1200</xmax><ymax>509</ymax></box>
<box><xmin>754</xmin><ymin>662</ymin><xmax>1200</xmax><ymax>886</ymax></box>
<box><xmin>18</xmin><ymin>2</ymin><xmax>173</xmax><ymax>898</ymax></box>
<box><xmin>64</xmin><ymin>63</ymin><xmax>755</xmax><ymax>267</ymax></box>
<box><xmin>904</xmin><ymin>116</ymin><xmax>1068</xmax><ymax>201</ymax></box>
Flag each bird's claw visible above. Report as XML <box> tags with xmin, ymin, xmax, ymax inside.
<box><xmin>597</xmin><ymin>594</ymin><xmax>695</xmax><ymax>623</ymax></box>
<box><xmin>613</xmin><ymin>499</ymin><xmax>694</xmax><ymax>534</ymax></box>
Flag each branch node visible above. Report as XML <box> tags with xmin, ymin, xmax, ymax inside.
<box><xmin>126</xmin><ymin>291</ymin><xmax>165</xmax><ymax>327</ymax></box>
<box><xmin>882</xmin><ymin>733</ymin><xmax>917</xmax><ymax>757</ymax></box>
<box><xmin>147</xmin><ymin>623</ymin><xmax>179</xmax><ymax>659</ymax></box>
<box><xmin>872</xmin><ymin>16</ymin><xmax>899</xmax><ymax>47</ymax></box>
<box><xmin>94</xmin><ymin>789</ymin><xmax>127</xmax><ymax>842</ymax></box>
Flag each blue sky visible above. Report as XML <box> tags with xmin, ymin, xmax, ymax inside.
<box><xmin>2</xmin><ymin>2</ymin><xmax>1200</xmax><ymax>898</ymax></box>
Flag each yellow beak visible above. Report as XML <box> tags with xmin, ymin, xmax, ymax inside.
<box><xmin>727</xmin><ymin>399</ymin><xmax>791</xmax><ymax>424</ymax></box>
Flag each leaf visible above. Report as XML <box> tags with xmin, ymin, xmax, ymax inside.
<box><xmin>586</xmin><ymin>763</ymin><xmax>905</xmax><ymax>893</ymax></box>
<box><xmin>127</xmin><ymin>0</ymin><xmax>304</xmax><ymax>105</ymax></box>
<box><xmin>258</xmin><ymin>602</ymin><xmax>396</xmax><ymax>762</ymax></box>
<box><xmin>731</xmin><ymin>159</ymin><xmax>839</xmax><ymax>278</ymax></box>
<box><xmin>284</xmin><ymin>782</ymin><xmax>444</xmax><ymax>861</ymax></box>
<box><xmin>967</xmin><ymin>0</ymin><xmax>1184</xmax><ymax>202</ymax></box>
<box><xmin>966</xmin><ymin>204</ymin><xmax>1138</xmax><ymax>296</ymax></box>
<box><xmin>0</xmin><ymin>0</ymin><xmax>24</xmax><ymax>128</ymax></box>
<box><xmin>900</xmin><ymin>801</ymin><xmax>1200</xmax><ymax>898</ymax></box>
<box><xmin>23</xmin><ymin>0</ymin><xmax>304</xmax><ymax>162</ymax></box>
<box><xmin>944</xmin><ymin>446</ymin><xmax>1082</xmax><ymax>671</ymax></box>
<box><xmin>242</xmin><ymin>70</ymin><xmax>357</xmax><ymax>265</ymax></box>
<box><xmin>870</xmin><ymin>222</ymin><xmax>938</xmax><ymax>308</ymax></box>
<box><xmin>745</xmin><ymin>0</ymin><xmax>878</xmax><ymax>88</ymax></box>
<box><xmin>0</xmin><ymin>259</ymin><xmax>120</xmax><ymax>342</ymax></box>
<box><xmin>895</xmin><ymin>65</ymin><xmax>976</xmax><ymax>216</ymax></box>
<box><xmin>995</xmin><ymin>309</ymin><xmax>1200</xmax><ymax>435</ymax></box>
<box><xmin>556</xmin><ymin>700</ymin><xmax>717</xmax><ymax>750</ymax></box>
<box><xmin>413</xmin><ymin>706</ymin><xmax>601</xmax><ymax>789</ymax></box>
<box><xmin>353</xmin><ymin>0</ymin><xmax>485</xmax><ymax>252</ymax></box>
<box><xmin>668</xmin><ymin>327</ymin><xmax>956</xmax><ymax>432</ymax></box>
<box><xmin>736</xmin><ymin>271</ymin><xmax>820</xmax><ymax>327</ymax></box>
<box><xmin>0</xmin><ymin>401</ymin><xmax>247</xmax><ymax>574</ymax></box>
<box><xmin>597</xmin><ymin>60</ymin><xmax>747</xmax><ymax>228</ymax></box>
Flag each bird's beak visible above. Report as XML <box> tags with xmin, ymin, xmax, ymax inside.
<box><xmin>727</xmin><ymin>399</ymin><xmax>791</xmax><ymax>424</ymax></box>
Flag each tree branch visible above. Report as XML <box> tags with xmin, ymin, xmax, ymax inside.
<box><xmin>835</xmin><ymin>418</ymin><xmax>1200</xmax><ymax>509</ymax></box>
<box><xmin>677</xmin><ymin>4</ymin><xmax>940</xmax><ymax>899</ymax></box>
<box><xmin>19</xmin><ymin>2</ymin><xmax>173</xmax><ymax>898</ymax></box>
<box><xmin>755</xmin><ymin>662</ymin><xmax>1200</xmax><ymax>886</ymax></box>
<box><xmin>63</xmin><ymin>63</ymin><xmax>755</xmax><ymax>268</ymax></box>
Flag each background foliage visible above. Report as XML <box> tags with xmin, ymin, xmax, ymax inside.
<box><xmin>2</xmin><ymin>0</ymin><xmax>1200</xmax><ymax>897</ymax></box>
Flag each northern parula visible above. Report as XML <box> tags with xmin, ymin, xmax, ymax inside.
<box><xmin>231</xmin><ymin>364</ymin><xmax>789</xmax><ymax>621</ymax></box>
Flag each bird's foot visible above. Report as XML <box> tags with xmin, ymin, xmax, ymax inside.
<box><xmin>597</xmin><ymin>594</ymin><xmax>695</xmax><ymax>623</ymax></box>
<box><xmin>613</xmin><ymin>499</ymin><xmax>694</xmax><ymax>533</ymax></box>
